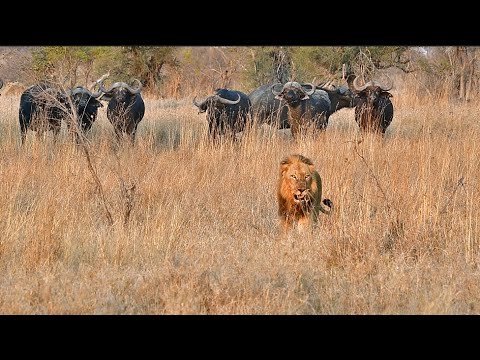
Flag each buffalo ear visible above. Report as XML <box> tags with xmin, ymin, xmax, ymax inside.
<box><xmin>301</xmin><ymin>94</ymin><xmax>310</xmax><ymax>100</ymax></box>
<box><xmin>275</xmin><ymin>95</ymin><xmax>283</xmax><ymax>101</ymax></box>
<box><xmin>382</xmin><ymin>92</ymin><xmax>393</xmax><ymax>98</ymax></box>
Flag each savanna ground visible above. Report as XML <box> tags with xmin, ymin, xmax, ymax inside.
<box><xmin>0</xmin><ymin>91</ymin><xmax>480</xmax><ymax>315</ymax></box>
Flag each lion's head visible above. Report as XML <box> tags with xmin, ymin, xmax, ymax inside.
<box><xmin>279</xmin><ymin>154</ymin><xmax>317</xmax><ymax>206</ymax></box>
<box><xmin>277</xmin><ymin>154</ymin><xmax>332</xmax><ymax>232</ymax></box>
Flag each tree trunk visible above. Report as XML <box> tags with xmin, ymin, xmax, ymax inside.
<box><xmin>272</xmin><ymin>47</ymin><xmax>291</xmax><ymax>83</ymax></box>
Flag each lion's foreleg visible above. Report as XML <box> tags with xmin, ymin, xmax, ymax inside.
<box><xmin>280</xmin><ymin>216</ymin><xmax>293</xmax><ymax>232</ymax></box>
<box><xmin>297</xmin><ymin>215</ymin><xmax>312</xmax><ymax>232</ymax></box>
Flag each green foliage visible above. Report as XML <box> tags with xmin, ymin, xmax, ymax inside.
<box><xmin>90</xmin><ymin>46</ymin><xmax>178</xmax><ymax>90</ymax></box>
<box><xmin>291</xmin><ymin>46</ymin><xmax>411</xmax><ymax>83</ymax></box>
<box><xmin>291</xmin><ymin>47</ymin><xmax>359</xmax><ymax>82</ymax></box>
<box><xmin>32</xmin><ymin>47</ymin><xmax>98</xmax><ymax>86</ymax></box>
<box><xmin>243</xmin><ymin>47</ymin><xmax>292</xmax><ymax>89</ymax></box>
<box><xmin>181</xmin><ymin>48</ymin><xmax>193</xmax><ymax>64</ymax></box>
<box><xmin>32</xmin><ymin>46</ymin><xmax>177</xmax><ymax>90</ymax></box>
<box><xmin>116</xmin><ymin>47</ymin><xmax>177</xmax><ymax>89</ymax></box>
<box><xmin>356</xmin><ymin>46</ymin><xmax>412</xmax><ymax>75</ymax></box>
<box><xmin>241</xmin><ymin>46</ymin><xmax>411</xmax><ymax>89</ymax></box>
<box><xmin>243</xmin><ymin>47</ymin><xmax>274</xmax><ymax>89</ymax></box>
<box><xmin>28</xmin><ymin>46</ymin><xmax>413</xmax><ymax>97</ymax></box>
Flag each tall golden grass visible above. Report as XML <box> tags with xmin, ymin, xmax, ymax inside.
<box><xmin>0</xmin><ymin>91</ymin><xmax>479</xmax><ymax>314</ymax></box>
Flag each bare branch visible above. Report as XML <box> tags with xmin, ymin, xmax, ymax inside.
<box><xmin>61</xmin><ymin>87</ymin><xmax>114</xmax><ymax>227</ymax></box>
<box><xmin>351</xmin><ymin>140</ymin><xmax>399</xmax><ymax>216</ymax></box>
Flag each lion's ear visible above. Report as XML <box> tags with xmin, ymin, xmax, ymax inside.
<box><xmin>298</xmin><ymin>155</ymin><xmax>313</xmax><ymax>166</ymax></box>
<box><xmin>280</xmin><ymin>158</ymin><xmax>290</xmax><ymax>167</ymax></box>
<box><xmin>280</xmin><ymin>159</ymin><xmax>290</xmax><ymax>174</ymax></box>
<box><xmin>308</xmin><ymin>164</ymin><xmax>315</xmax><ymax>173</ymax></box>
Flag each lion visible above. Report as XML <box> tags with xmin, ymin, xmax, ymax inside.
<box><xmin>277</xmin><ymin>154</ymin><xmax>333</xmax><ymax>232</ymax></box>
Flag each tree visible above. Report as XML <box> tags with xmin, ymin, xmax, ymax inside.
<box><xmin>415</xmin><ymin>47</ymin><xmax>480</xmax><ymax>100</ymax></box>
<box><xmin>243</xmin><ymin>47</ymin><xmax>293</xmax><ymax>89</ymax></box>
<box><xmin>117</xmin><ymin>47</ymin><xmax>178</xmax><ymax>90</ymax></box>
<box><xmin>32</xmin><ymin>47</ymin><xmax>99</xmax><ymax>87</ymax></box>
<box><xmin>446</xmin><ymin>47</ymin><xmax>478</xmax><ymax>100</ymax></box>
<box><xmin>291</xmin><ymin>46</ymin><xmax>413</xmax><ymax>84</ymax></box>
<box><xmin>32</xmin><ymin>46</ymin><xmax>178</xmax><ymax>92</ymax></box>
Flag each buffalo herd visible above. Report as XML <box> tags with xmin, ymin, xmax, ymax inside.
<box><xmin>17</xmin><ymin>74</ymin><xmax>145</xmax><ymax>144</ymax></box>
<box><xmin>3</xmin><ymin>72</ymin><xmax>394</xmax><ymax>144</ymax></box>
<box><xmin>195</xmin><ymin>74</ymin><xmax>394</xmax><ymax>140</ymax></box>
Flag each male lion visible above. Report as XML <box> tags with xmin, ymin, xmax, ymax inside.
<box><xmin>277</xmin><ymin>154</ymin><xmax>333</xmax><ymax>232</ymax></box>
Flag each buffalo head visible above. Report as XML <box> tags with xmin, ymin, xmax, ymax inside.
<box><xmin>67</xmin><ymin>86</ymin><xmax>104</xmax><ymax>134</ymax></box>
<box><xmin>193</xmin><ymin>89</ymin><xmax>241</xmax><ymax>113</ymax></box>
<box><xmin>351</xmin><ymin>76</ymin><xmax>393</xmax><ymax>105</ymax></box>
<box><xmin>271</xmin><ymin>81</ymin><xmax>316</xmax><ymax>106</ymax></box>
<box><xmin>99</xmin><ymin>78</ymin><xmax>143</xmax><ymax>103</ymax></box>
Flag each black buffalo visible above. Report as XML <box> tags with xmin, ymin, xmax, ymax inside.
<box><xmin>250</xmin><ymin>79</ymin><xmax>356</xmax><ymax>131</ymax></box>
<box><xmin>18</xmin><ymin>83</ymin><xmax>69</xmax><ymax>144</ymax></box>
<box><xmin>315</xmin><ymin>75</ymin><xmax>357</xmax><ymax>113</ymax></box>
<box><xmin>271</xmin><ymin>82</ymin><xmax>331</xmax><ymax>138</ymax></box>
<box><xmin>66</xmin><ymin>86</ymin><xmax>103</xmax><ymax>140</ymax></box>
<box><xmin>249</xmin><ymin>83</ymin><xmax>289</xmax><ymax>129</ymax></box>
<box><xmin>350</xmin><ymin>76</ymin><xmax>394</xmax><ymax>134</ymax></box>
<box><xmin>193</xmin><ymin>88</ymin><xmax>251</xmax><ymax>140</ymax></box>
<box><xmin>98</xmin><ymin>79</ymin><xmax>145</xmax><ymax>144</ymax></box>
<box><xmin>18</xmin><ymin>75</ymin><xmax>107</xmax><ymax>144</ymax></box>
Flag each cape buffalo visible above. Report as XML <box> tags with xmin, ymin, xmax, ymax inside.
<box><xmin>66</xmin><ymin>86</ymin><xmax>103</xmax><ymax>141</ymax></box>
<box><xmin>249</xmin><ymin>83</ymin><xmax>289</xmax><ymax>129</ymax></box>
<box><xmin>315</xmin><ymin>76</ymin><xmax>357</xmax><ymax>113</ymax></box>
<box><xmin>193</xmin><ymin>88</ymin><xmax>251</xmax><ymax>140</ymax></box>
<box><xmin>19</xmin><ymin>75</ymin><xmax>107</xmax><ymax>144</ymax></box>
<box><xmin>99</xmin><ymin>78</ymin><xmax>145</xmax><ymax>144</ymax></box>
<box><xmin>18</xmin><ymin>83</ymin><xmax>69</xmax><ymax>144</ymax></box>
<box><xmin>271</xmin><ymin>82</ymin><xmax>331</xmax><ymax>138</ymax></box>
<box><xmin>350</xmin><ymin>76</ymin><xmax>394</xmax><ymax>134</ymax></box>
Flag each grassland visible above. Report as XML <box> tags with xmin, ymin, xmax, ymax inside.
<box><xmin>0</xmin><ymin>92</ymin><xmax>479</xmax><ymax>314</ymax></box>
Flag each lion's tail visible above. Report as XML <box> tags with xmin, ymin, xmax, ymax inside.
<box><xmin>319</xmin><ymin>198</ymin><xmax>333</xmax><ymax>215</ymax></box>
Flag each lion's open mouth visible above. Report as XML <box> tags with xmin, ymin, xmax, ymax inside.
<box><xmin>293</xmin><ymin>193</ymin><xmax>308</xmax><ymax>203</ymax></box>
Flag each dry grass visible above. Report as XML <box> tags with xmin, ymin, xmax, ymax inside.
<box><xmin>1</xmin><ymin>92</ymin><xmax>480</xmax><ymax>314</ymax></box>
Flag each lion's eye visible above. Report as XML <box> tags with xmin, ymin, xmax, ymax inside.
<box><xmin>290</xmin><ymin>174</ymin><xmax>297</xmax><ymax>179</ymax></box>
<box><xmin>305</xmin><ymin>175</ymin><xmax>310</xmax><ymax>179</ymax></box>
